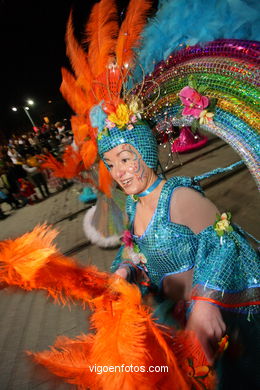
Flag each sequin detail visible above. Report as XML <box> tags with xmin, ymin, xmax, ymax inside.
<box><xmin>111</xmin><ymin>177</ymin><xmax>260</xmax><ymax>313</ymax></box>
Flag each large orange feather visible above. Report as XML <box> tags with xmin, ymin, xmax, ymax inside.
<box><xmin>70</xmin><ymin>115</ymin><xmax>90</xmax><ymax>146</ymax></box>
<box><xmin>39</xmin><ymin>153</ymin><xmax>66</xmax><ymax>177</ymax></box>
<box><xmin>98</xmin><ymin>160</ymin><xmax>113</xmax><ymax>197</ymax></box>
<box><xmin>0</xmin><ymin>225</ymin><xmax>58</xmax><ymax>287</ymax></box>
<box><xmin>60</xmin><ymin>68</ymin><xmax>89</xmax><ymax>115</ymax></box>
<box><xmin>66</xmin><ymin>11</ymin><xmax>93</xmax><ymax>91</ymax></box>
<box><xmin>116</xmin><ymin>0</ymin><xmax>152</xmax><ymax>69</ymax></box>
<box><xmin>84</xmin><ymin>0</ymin><xmax>119</xmax><ymax>76</ymax></box>
<box><xmin>80</xmin><ymin>139</ymin><xmax>98</xmax><ymax>170</ymax></box>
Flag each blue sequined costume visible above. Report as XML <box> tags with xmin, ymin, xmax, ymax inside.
<box><xmin>111</xmin><ymin>175</ymin><xmax>260</xmax><ymax>389</ymax></box>
<box><xmin>111</xmin><ymin>176</ymin><xmax>260</xmax><ymax>314</ymax></box>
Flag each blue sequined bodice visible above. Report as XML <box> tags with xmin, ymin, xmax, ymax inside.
<box><xmin>127</xmin><ymin>177</ymin><xmax>201</xmax><ymax>288</ymax></box>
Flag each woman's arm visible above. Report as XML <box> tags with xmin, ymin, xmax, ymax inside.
<box><xmin>170</xmin><ymin>187</ymin><xmax>226</xmax><ymax>363</ymax></box>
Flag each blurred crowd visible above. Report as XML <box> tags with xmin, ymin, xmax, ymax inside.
<box><xmin>0</xmin><ymin>121</ymin><xmax>73</xmax><ymax>220</ymax></box>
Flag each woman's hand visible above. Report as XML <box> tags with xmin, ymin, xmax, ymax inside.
<box><xmin>186</xmin><ymin>300</ymin><xmax>226</xmax><ymax>364</ymax></box>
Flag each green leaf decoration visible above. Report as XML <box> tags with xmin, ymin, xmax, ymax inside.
<box><xmin>133</xmin><ymin>243</ymin><xmax>140</xmax><ymax>253</ymax></box>
<box><xmin>227</xmin><ymin>212</ymin><xmax>232</xmax><ymax>220</ymax></box>
<box><xmin>207</xmin><ymin>98</ymin><xmax>217</xmax><ymax>112</ymax></box>
<box><xmin>188</xmin><ymin>75</ymin><xmax>198</xmax><ymax>90</ymax></box>
<box><xmin>197</xmin><ymin>85</ymin><xmax>208</xmax><ymax>94</ymax></box>
<box><xmin>191</xmin><ymin>119</ymin><xmax>199</xmax><ymax>133</ymax></box>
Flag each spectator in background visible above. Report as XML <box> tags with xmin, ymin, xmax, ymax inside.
<box><xmin>18</xmin><ymin>178</ymin><xmax>39</xmax><ymax>205</ymax></box>
<box><xmin>7</xmin><ymin>147</ymin><xmax>21</xmax><ymax>164</ymax></box>
<box><xmin>0</xmin><ymin>206</ymin><xmax>7</xmax><ymax>220</ymax></box>
<box><xmin>22</xmin><ymin>154</ymin><xmax>50</xmax><ymax>199</ymax></box>
<box><xmin>0</xmin><ymin>166</ymin><xmax>23</xmax><ymax>209</ymax></box>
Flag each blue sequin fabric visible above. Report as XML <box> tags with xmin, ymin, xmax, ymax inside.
<box><xmin>111</xmin><ymin>176</ymin><xmax>260</xmax><ymax>314</ymax></box>
<box><xmin>98</xmin><ymin>123</ymin><xmax>158</xmax><ymax>169</ymax></box>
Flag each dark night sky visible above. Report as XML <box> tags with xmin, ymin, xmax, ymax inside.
<box><xmin>0</xmin><ymin>0</ymin><xmax>155</xmax><ymax>140</ymax></box>
<box><xmin>1</xmin><ymin>0</ymin><xmax>76</xmax><ymax>137</ymax></box>
<box><xmin>0</xmin><ymin>0</ymin><xmax>129</xmax><ymax>139</ymax></box>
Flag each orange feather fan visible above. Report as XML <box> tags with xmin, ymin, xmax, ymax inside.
<box><xmin>84</xmin><ymin>0</ymin><xmax>119</xmax><ymax>77</ymax></box>
<box><xmin>29</xmin><ymin>279</ymin><xmax>216</xmax><ymax>390</ymax></box>
<box><xmin>0</xmin><ymin>225</ymin><xmax>110</xmax><ymax>304</ymax></box>
<box><xmin>98</xmin><ymin>160</ymin><xmax>113</xmax><ymax>198</ymax></box>
<box><xmin>116</xmin><ymin>0</ymin><xmax>153</xmax><ymax>70</ymax></box>
<box><xmin>0</xmin><ymin>225</ymin><xmax>216</xmax><ymax>389</ymax></box>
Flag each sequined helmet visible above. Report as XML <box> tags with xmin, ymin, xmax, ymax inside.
<box><xmin>97</xmin><ymin>122</ymin><xmax>158</xmax><ymax>170</ymax></box>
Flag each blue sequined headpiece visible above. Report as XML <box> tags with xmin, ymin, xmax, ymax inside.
<box><xmin>97</xmin><ymin>122</ymin><xmax>158</xmax><ymax>169</ymax></box>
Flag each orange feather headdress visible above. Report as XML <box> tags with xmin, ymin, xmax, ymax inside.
<box><xmin>59</xmin><ymin>0</ymin><xmax>153</xmax><ymax>197</ymax></box>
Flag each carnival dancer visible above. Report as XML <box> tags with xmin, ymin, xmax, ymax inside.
<box><xmin>0</xmin><ymin>0</ymin><xmax>259</xmax><ymax>389</ymax></box>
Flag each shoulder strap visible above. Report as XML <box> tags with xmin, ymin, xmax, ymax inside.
<box><xmin>126</xmin><ymin>195</ymin><xmax>137</xmax><ymax>225</ymax></box>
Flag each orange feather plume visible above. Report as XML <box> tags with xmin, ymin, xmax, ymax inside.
<box><xmin>39</xmin><ymin>153</ymin><xmax>66</xmax><ymax>177</ymax></box>
<box><xmin>70</xmin><ymin>115</ymin><xmax>90</xmax><ymax>146</ymax></box>
<box><xmin>60</xmin><ymin>68</ymin><xmax>89</xmax><ymax>116</ymax></box>
<box><xmin>33</xmin><ymin>254</ymin><xmax>110</xmax><ymax>305</ymax></box>
<box><xmin>30</xmin><ymin>279</ymin><xmax>213</xmax><ymax>389</ymax></box>
<box><xmin>80</xmin><ymin>139</ymin><xmax>98</xmax><ymax>170</ymax></box>
<box><xmin>39</xmin><ymin>147</ymin><xmax>83</xmax><ymax>179</ymax></box>
<box><xmin>98</xmin><ymin>160</ymin><xmax>113</xmax><ymax>197</ymax></box>
<box><xmin>116</xmin><ymin>0</ymin><xmax>152</xmax><ymax>69</ymax></box>
<box><xmin>66</xmin><ymin>11</ymin><xmax>93</xmax><ymax>91</ymax></box>
<box><xmin>0</xmin><ymin>225</ymin><xmax>58</xmax><ymax>288</ymax></box>
<box><xmin>27</xmin><ymin>334</ymin><xmax>98</xmax><ymax>389</ymax></box>
<box><xmin>61</xmin><ymin>145</ymin><xmax>84</xmax><ymax>178</ymax></box>
<box><xmin>0</xmin><ymin>224</ymin><xmax>216</xmax><ymax>389</ymax></box>
<box><xmin>0</xmin><ymin>224</ymin><xmax>111</xmax><ymax>304</ymax></box>
<box><xmin>85</xmin><ymin>0</ymin><xmax>119</xmax><ymax>76</ymax></box>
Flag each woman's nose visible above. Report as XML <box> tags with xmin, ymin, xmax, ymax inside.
<box><xmin>113</xmin><ymin>164</ymin><xmax>125</xmax><ymax>180</ymax></box>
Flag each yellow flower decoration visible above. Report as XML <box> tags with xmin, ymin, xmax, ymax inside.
<box><xmin>128</xmin><ymin>96</ymin><xmax>144</xmax><ymax>115</ymax></box>
<box><xmin>214</xmin><ymin>212</ymin><xmax>233</xmax><ymax>237</ymax></box>
<box><xmin>199</xmin><ymin>110</ymin><xmax>214</xmax><ymax>125</ymax></box>
<box><xmin>108</xmin><ymin>104</ymin><xmax>130</xmax><ymax>129</ymax></box>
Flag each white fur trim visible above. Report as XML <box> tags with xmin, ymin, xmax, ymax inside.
<box><xmin>83</xmin><ymin>206</ymin><xmax>121</xmax><ymax>248</ymax></box>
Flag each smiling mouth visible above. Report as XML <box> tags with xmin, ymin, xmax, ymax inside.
<box><xmin>121</xmin><ymin>178</ymin><xmax>132</xmax><ymax>187</ymax></box>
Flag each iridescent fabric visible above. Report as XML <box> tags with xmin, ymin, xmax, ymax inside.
<box><xmin>111</xmin><ymin>177</ymin><xmax>260</xmax><ymax>314</ymax></box>
<box><xmin>97</xmin><ymin>123</ymin><xmax>158</xmax><ymax>169</ymax></box>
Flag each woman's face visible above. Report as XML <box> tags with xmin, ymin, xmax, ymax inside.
<box><xmin>103</xmin><ymin>144</ymin><xmax>152</xmax><ymax>195</ymax></box>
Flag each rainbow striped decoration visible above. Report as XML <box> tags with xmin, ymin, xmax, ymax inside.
<box><xmin>139</xmin><ymin>39</ymin><xmax>260</xmax><ymax>188</ymax></box>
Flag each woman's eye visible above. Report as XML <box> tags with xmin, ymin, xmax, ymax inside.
<box><xmin>122</xmin><ymin>158</ymin><xmax>129</xmax><ymax>163</ymax></box>
<box><xmin>107</xmin><ymin>164</ymin><xmax>113</xmax><ymax>169</ymax></box>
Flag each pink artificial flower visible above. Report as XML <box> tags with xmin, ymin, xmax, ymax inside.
<box><xmin>130</xmin><ymin>114</ymin><xmax>137</xmax><ymax>123</ymax></box>
<box><xmin>179</xmin><ymin>86</ymin><xmax>209</xmax><ymax>118</ymax></box>
<box><xmin>105</xmin><ymin>118</ymin><xmax>116</xmax><ymax>129</ymax></box>
<box><xmin>122</xmin><ymin>230</ymin><xmax>133</xmax><ymax>247</ymax></box>
<box><xmin>127</xmin><ymin>124</ymin><xmax>134</xmax><ymax>130</ymax></box>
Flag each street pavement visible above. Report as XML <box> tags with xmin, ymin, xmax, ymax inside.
<box><xmin>0</xmin><ymin>135</ymin><xmax>259</xmax><ymax>389</ymax></box>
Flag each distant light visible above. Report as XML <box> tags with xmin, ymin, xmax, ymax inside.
<box><xmin>25</xmin><ymin>106</ymin><xmax>29</xmax><ymax>110</ymax></box>
<box><xmin>48</xmin><ymin>100</ymin><xmax>52</xmax><ymax>104</ymax></box>
<box><xmin>12</xmin><ymin>107</ymin><xmax>17</xmax><ymax>111</ymax></box>
<box><xmin>27</xmin><ymin>99</ymin><xmax>34</xmax><ymax>105</ymax></box>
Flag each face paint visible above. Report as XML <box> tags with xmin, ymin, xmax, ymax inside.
<box><xmin>103</xmin><ymin>144</ymin><xmax>153</xmax><ymax>195</ymax></box>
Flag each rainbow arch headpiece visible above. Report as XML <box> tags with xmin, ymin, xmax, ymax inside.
<box><xmin>137</xmin><ymin>39</ymin><xmax>260</xmax><ymax>188</ymax></box>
